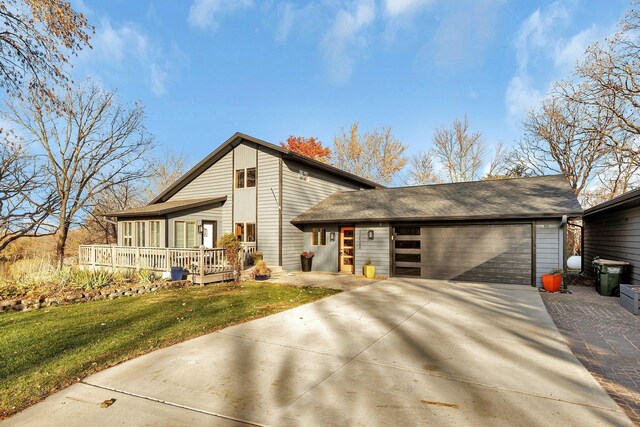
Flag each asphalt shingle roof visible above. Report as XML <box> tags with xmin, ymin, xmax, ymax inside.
<box><xmin>292</xmin><ymin>175</ymin><xmax>582</xmax><ymax>224</ymax></box>
<box><xmin>107</xmin><ymin>196</ymin><xmax>227</xmax><ymax>218</ymax></box>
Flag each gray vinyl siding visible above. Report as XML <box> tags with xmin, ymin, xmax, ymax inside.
<box><xmin>584</xmin><ymin>205</ymin><xmax>640</xmax><ymax>286</ymax></box>
<box><xmin>535</xmin><ymin>219</ymin><xmax>564</xmax><ymax>287</ymax></box>
<box><xmin>167</xmin><ymin>204</ymin><xmax>224</xmax><ymax>247</ymax></box>
<box><xmin>303</xmin><ymin>225</ymin><xmax>339</xmax><ymax>272</ymax></box>
<box><xmin>355</xmin><ymin>223</ymin><xmax>390</xmax><ymax>276</ymax></box>
<box><xmin>281</xmin><ymin>159</ymin><xmax>363</xmax><ymax>271</ymax></box>
<box><xmin>256</xmin><ymin>148</ymin><xmax>280</xmax><ymax>266</ymax></box>
<box><xmin>169</xmin><ymin>149</ymin><xmax>234</xmax><ymax>234</ymax></box>
<box><xmin>233</xmin><ymin>144</ymin><xmax>257</xmax><ymax>223</ymax></box>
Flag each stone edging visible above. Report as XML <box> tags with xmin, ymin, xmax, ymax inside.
<box><xmin>0</xmin><ymin>280</ymin><xmax>193</xmax><ymax>313</ymax></box>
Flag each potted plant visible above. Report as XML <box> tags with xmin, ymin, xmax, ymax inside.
<box><xmin>252</xmin><ymin>251</ymin><xmax>263</xmax><ymax>263</ymax></box>
<box><xmin>542</xmin><ymin>269</ymin><xmax>563</xmax><ymax>292</ymax></box>
<box><xmin>363</xmin><ymin>258</ymin><xmax>375</xmax><ymax>279</ymax></box>
<box><xmin>300</xmin><ymin>251</ymin><xmax>314</xmax><ymax>272</ymax></box>
<box><xmin>253</xmin><ymin>260</ymin><xmax>270</xmax><ymax>281</ymax></box>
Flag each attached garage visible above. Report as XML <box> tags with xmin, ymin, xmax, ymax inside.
<box><xmin>293</xmin><ymin>175</ymin><xmax>583</xmax><ymax>287</ymax></box>
<box><xmin>393</xmin><ymin>224</ymin><xmax>532</xmax><ymax>285</ymax></box>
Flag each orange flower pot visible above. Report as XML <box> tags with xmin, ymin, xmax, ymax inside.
<box><xmin>542</xmin><ymin>274</ymin><xmax>562</xmax><ymax>292</ymax></box>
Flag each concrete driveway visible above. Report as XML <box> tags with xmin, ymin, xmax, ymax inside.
<box><xmin>6</xmin><ymin>279</ymin><xmax>631</xmax><ymax>426</ymax></box>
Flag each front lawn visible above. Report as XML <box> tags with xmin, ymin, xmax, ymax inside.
<box><xmin>0</xmin><ymin>282</ymin><xmax>338</xmax><ymax>418</ymax></box>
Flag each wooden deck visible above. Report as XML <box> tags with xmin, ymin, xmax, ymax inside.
<box><xmin>79</xmin><ymin>245</ymin><xmax>256</xmax><ymax>283</ymax></box>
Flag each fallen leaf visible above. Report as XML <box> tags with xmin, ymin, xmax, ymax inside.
<box><xmin>100</xmin><ymin>398</ymin><xmax>116</xmax><ymax>408</ymax></box>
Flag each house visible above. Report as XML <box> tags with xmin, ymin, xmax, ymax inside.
<box><xmin>81</xmin><ymin>132</ymin><xmax>582</xmax><ymax>286</ymax></box>
<box><xmin>583</xmin><ymin>188</ymin><xmax>640</xmax><ymax>285</ymax></box>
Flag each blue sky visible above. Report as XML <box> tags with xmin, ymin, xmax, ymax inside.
<box><xmin>71</xmin><ymin>0</ymin><xmax>630</xmax><ymax>173</ymax></box>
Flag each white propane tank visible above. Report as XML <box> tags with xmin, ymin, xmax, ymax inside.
<box><xmin>567</xmin><ymin>255</ymin><xmax>581</xmax><ymax>270</ymax></box>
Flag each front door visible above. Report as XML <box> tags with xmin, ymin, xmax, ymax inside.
<box><xmin>202</xmin><ymin>221</ymin><xmax>217</xmax><ymax>248</ymax></box>
<box><xmin>339</xmin><ymin>226</ymin><xmax>355</xmax><ymax>273</ymax></box>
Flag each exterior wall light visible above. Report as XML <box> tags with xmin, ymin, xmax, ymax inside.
<box><xmin>330</xmin><ymin>232</ymin><xmax>336</xmax><ymax>242</ymax></box>
<box><xmin>368</xmin><ymin>230</ymin><xmax>374</xmax><ymax>240</ymax></box>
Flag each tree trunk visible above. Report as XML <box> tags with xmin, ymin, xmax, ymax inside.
<box><xmin>56</xmin><ymin>222</ymin><xmax>70</xmax><ymax>270</ymax></box>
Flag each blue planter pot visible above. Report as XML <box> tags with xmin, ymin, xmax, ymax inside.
<box><xmin>170</xmin><ymin>267</ymin><xmax>184</xmax><ymax>281</ymax></box>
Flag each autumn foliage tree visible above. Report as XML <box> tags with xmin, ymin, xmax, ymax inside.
<box><xmin>332</xmin><ymin>122</ymin><xmax>408</xmax><ymax>185</ymax></box>
<box><xmin>280</xmin><ymin>136</ymin><xmax>331</xmax><ymax>162</ymax></box>
<box><xmin>0</xmin><ymin>0</ymin><xmax>93</xmax><ymax>107</ymax></box>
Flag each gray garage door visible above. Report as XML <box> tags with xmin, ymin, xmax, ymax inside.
<box><xmin>393</xmin><ymin>224</ymin><xmax>532</xmax><ymax>285</ymax></box>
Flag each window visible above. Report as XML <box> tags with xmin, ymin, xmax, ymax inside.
<box><xmin>123</xmin><ymin>222</ymin><xmax>133</xmax><ymax>247</ymax></box>
<box><xmin>395</xmin><ymin>240</ymin><xmax>420</xmax><ymax>249</ymax></box>
<box><xmin>246</xmin><ymin>223</ymin><xmax>255</xmax><ymax>242</ymax></box>
<box><xmin>235</xmin><ymin>222</ymin><xmax>256</xmax><ymax>242</ymax></box>
<box><xmin>136</xmin><ymin>222</ymin><xmax>146</xmax><ymax>247</ymax></box>
<box><xmin>235</xmin><ymin>168</ymin><xmax>256</xmax><ymax>189</ymax></box>
<box><xmin>311</xmin><ymin>228</ymin><xmax>326</xmax><ymax>246</ymax></box>
<box><xmin>235</xmin><ymin>169</ymin><xmax>245</xmax><ymax>189</ymax></box>
<box><xmin>174</xmin><ymin>221</ymin><xmax>196</xmax><ymax>248</ymax></box>
<box><xmin>246</xmin><ymin>168</ymin><xmax>256</xmax><ymax>187</ymax></box>
<box><xmin>150</xmin><ymin>221</ymin><xmax>161</xmax><ymax>247</ymax></box>
<box><xmin>395</xmin><ymin>227</ymin><xmax>421</xmax><ymax>236</ymax></box>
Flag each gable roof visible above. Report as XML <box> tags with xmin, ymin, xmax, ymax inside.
<box><xmin>151</xmin><ymin>132</ymin><xmax>382</xmax><ymax>204</ymax></box>
<box><xmin>584</xmin><ymin>186</ymin><xmax>640</xmax><ymax>216</ymax></box>
<box><xmin>108</xmin><ymin>197</ymin><xmax>226</xmax><ymax>218</ymax></box>
<box><xmin>292</xmin><ymin>174</ymin><xmax>583</xmax><ymax>224</ymax></box>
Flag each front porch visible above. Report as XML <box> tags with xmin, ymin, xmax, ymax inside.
<box><xmin>79</xmin><ymin>244</ymin><xmax>256</xmax><ymax>284</ymax></box>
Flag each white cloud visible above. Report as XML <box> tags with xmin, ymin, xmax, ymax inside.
<box><xmin>384</xmin><ymin>0</ymin><xmax>433</xmax><ymax>18</ymax></box>
<box><xmin>553</xmin><ymin>24</ymin><xmax>602</xmax><ymax>70</ymax></box>
<box><xmin>321</xmin><ymin>0</ymin><xmax>376</xmax><ymax>83</ymax></box>
<box><xmin>80</xmin><ymin>18</ymin><xmax>176</xmax><ymax>97</ymax></box>
<box><xmin>92</xmin><ymin>18</ymin><xmax>148</xmax><ymax>65</ymax></box>
<box><xmin>149</xmin><ymin>63</ymin><xmax>168</xmax><ymax>96</ymax></box>
<box><xmin>188</xmin><ymin>0</ymin><xmax>252</xmax><ymax>31</ymax></box>
<box><xmin>505</xmin><ymin>0</ymin><xmax>607</xmax><ymax>123</ymax></box>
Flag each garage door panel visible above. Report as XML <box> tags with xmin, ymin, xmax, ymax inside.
<box><xmin>393</xmin><ymin>224</ymin><xmax>532</xmax><ymax>285</ymax></box>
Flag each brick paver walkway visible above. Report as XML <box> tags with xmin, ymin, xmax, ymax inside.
<box><xmin>542</xmin><ymin>286</ymin><xmax>640</xmax><ymax>425</ymax></box>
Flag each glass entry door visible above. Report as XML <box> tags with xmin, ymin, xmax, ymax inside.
<box><xmin>339</xmin><ymin>226</ymin><xmax>355</xmax><ymax>273</ymax></box>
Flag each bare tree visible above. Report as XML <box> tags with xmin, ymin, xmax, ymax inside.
<box><xmin>332</xmin><ymin>122</ymin><xmax>407</xmax><ymax>185</ymax></box>
<box><xmin>0</xmin><ymin>0</ymin><xmax>93</xmax><ymax>107</ymax></box>
<box><xmin>518</xmin><ymin>91</ymin><xmax>610</xmax><ymax>195</ymax></box>
<box><xmin>141</xmin><ymin>149</ymin><xmax>188</xmax><ymax>202</ymax></box>
<box><xmin>5</xmin><ymin>83</ymin><xmax>155</xmax><ymax>267</ymax></box>
<box><xmin>0</xmin><ymin>137</ymin><xmax>56</xmax><ymax>252</ymax></box>
<box><xmin>432</xmin><ymin>115</ymin><xmax>487</xmax><ymax>182</ymax></box>
<box><xmin>84</xmin><ymin>181</ymin><xmax>143</xmax><ymax>244</ymax></box>
<box><xmin>574</xmin><ymin>8</ymin><xmax>640</xmax><ymax>142</ymax></box>
<box><xmin>404</xmin><ymin>150</ymin><xmax>440</xmax><ymax>185</ymax></box>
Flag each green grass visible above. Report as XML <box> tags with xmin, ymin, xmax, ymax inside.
<box><xmin>0</xmin><ymin>282</ymin><xmax>338</xmax><ymax>418</ymax></box>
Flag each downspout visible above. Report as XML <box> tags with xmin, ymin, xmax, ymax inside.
<box><xmin>559</xmin><ymin>215</ymin><xmax>568</xmax><ymax>289</ymax></box>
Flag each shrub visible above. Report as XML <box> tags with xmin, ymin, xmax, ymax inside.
<box><xmin>253</xmin><ymin>260</ymin><xmax>269</xmax><ymax>277</ymax></box>
<box><xmin>136</xmin><ymin>269</ymin><xmax>158</xmax><ymax>285</ymax></box>
<box><xmin>217</xmin><ymin>233</ymin><xmax>242</xmax><ymax>282</ymax></box>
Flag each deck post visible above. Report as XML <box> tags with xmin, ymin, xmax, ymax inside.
<box><xmin>199</xmin><ymin>247</ymin><xmax>205</xmax><ymax>283</ymax></box>
<box><xmin>111</xmin><ymin>246</ymin><xmax>116</xmax><ymax>271</ymax></box>
<box><xmin>91</xmin><ymin>246</ymin><xmax>96</xmax><ymax>269</ymax></box>
<box><xmin>165</xmin><ymin>248</ymin><xmax>170</xmax><ymax>271</ymax></box>
<box><xmin>135</xmin><ymin>247</ymin><xmax>141</xmax><ymax>271</ymax></box>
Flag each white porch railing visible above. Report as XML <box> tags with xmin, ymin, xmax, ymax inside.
<box><xmin>79</xmin><ymin>245</ymin><xmax>231</xmax><ymax>277</ymax></box>
<box><xmin>240</xmin><ymin>243</ymin><xmax>257</xmax><ymax>269</ymax></box>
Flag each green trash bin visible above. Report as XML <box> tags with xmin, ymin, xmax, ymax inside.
<box><xmin>592</xmin><ymin>258</ymin><xmax>631</xmax><ymax>297</ymax></box>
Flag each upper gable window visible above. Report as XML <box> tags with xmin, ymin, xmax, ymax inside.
<box><xmin>235</xmin><ymin>167</ymin><xmax>256</xmax><ymax>189</ymax></box>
